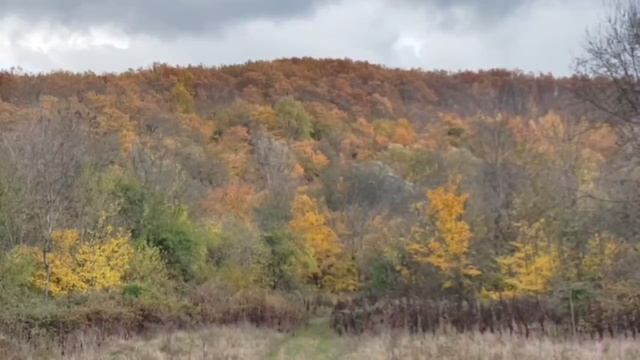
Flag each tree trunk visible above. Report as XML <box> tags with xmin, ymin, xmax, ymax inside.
<box><xmin>43</xmin><ymin>248</ymin><xmax>50</xmax><ymax>300</ymax></box>
<box><xmin>569</xmin><ymin>289</ymin><xmax>576</xmax><ymax>337</ymax></box>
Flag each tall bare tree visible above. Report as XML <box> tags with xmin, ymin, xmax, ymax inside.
<box><xmin>1</xmin><ymin>110</ymin><xmax>89</xmax><ymax>298</ymax></box>
<box><xmin>576</xmin><ymin>0</ymin><xmax>640</xmax><ymax>152</ymax></box>
<box><xmin>575</xmin><ymin>0</ymin><xmax>640</xmax><ymax>242</ymax></box>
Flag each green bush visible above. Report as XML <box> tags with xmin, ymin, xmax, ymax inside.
<box><xmin>111</xmin><ymin>177</ymin><xmax>209</xmax><ymax>282</ymax></box>
<box><xmin>140</xmin><ymin>206</ymin><xmax>207</xmax><ymax>281</ymax></box>
<box><xmin>274</xmin><ymin>97</ymin><xmax>313</xmax><ymax>140</ymax></box>
<box><xmin>364</xmin><ymin>255</ymin><xmax>405</xmax><ymax>298</ymax></box>
<box><xmin>0</xmin><ymin>249</ymin><xmax>38</xmax><ymax>304</ymax></box>
<box><xmin>261</xmin><ymin>230</ymin><xmax>301</xmax><ymax>291</ymax></box>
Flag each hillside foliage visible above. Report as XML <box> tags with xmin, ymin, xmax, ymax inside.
<box><xmin>0</xmin><ymin>58</ymin><xmax>636</xmax><ymax>339</ymax></box>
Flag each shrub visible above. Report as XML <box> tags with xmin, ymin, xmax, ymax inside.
<box><xmin>112</xmin><ymin>178</ymin><xmax>209</xmax><ymax>282</ymax></box>
<box><xmin>190</xmin><ymin>281</ymin><xmax>306</xmax><ymax>331</ymax></box>
<box><xmin>274</xmin><ymin>97</ymin><xmax>314</xmax><ymax>140</ymax></box>
<box><xmin>20</xmin><ymin>227</ymin><xmax>134</xmax><ymax>297</ymax></box>
<box><xmin>124</xmin><ymin>242</ymin><xmax>175</xmax><ymax>300</ymax></box>
<box><xmin>140</xmin><ymin>207</ymin><xmax>207</xmax><ymax>282</ymax></box>
<box><xmin>261</xmin><ymin>230</ymin><xmax>301</xmax><ymax>291</ymax></box>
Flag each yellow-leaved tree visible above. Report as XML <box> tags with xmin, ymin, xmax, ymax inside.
<box><xmin>289</xmin><ymin>193</ymin><xmax>358</xmax><ymax>292</ymax></box>
<box><xmin>408</xmin><ymin>176</ymin><xmax>480</xmax><ymax>294</ymax></box>
<box><xmin>492</xmin><ymin>220</ymin><xmax>558</xmax><ymax>299</ymax></box>
<box><xmin>25</xmin><ymin>227</ymin><xmax>134</xmax><ymax>297</ymax></box>
<box><xmin>171</xmin><ymin>82</ymin><xmax>195</xmax><ymax>114</ymax></box>
<box><xmin>580</xmin><ymin>232</ymin><xmax>621</xmax><ymax>284</ymax></box>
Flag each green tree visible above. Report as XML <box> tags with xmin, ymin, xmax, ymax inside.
<box><xmin>274</xmin><ymin>97</ymin><xmax>313</xmax><ymax>140</ymax></box>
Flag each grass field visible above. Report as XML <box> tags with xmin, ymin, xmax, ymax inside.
<box><xmin>4</xmin><ymin>319</ymin><xmax>640</xmax><ymax>359</ymax></box>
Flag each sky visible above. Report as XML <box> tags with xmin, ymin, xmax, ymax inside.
<box><xmin>0</xmin><ymin>0</ymin><xmax>605</xmax><ymax>75</ymax></box>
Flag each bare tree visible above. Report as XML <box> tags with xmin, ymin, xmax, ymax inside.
<box><xmin>251</xmin><ymin>128</ymin><xmax>297</xmax><ymax>230</ymax></box>
<box><xmin>575</xmin><ymin>0</ymin><xmax>640</xmax><ymax>240</ymax></box>
<box><xmin>333</xmin><ymin>161</ymin><xmax>416</xmax><ymax>252</ymax></box>
<box><xmin>466</xmin><ymin>117</ymin><xmax>520</xmax><ymax>252</ymax></box>
<box><xmin>1</xmin><ymin>112</ymin><xmax>89</xmax><ymax>298</ymax></box>
<box><xmin>576</xmin><ymin>0</ymin><xmax>640</xmax><ymax>152</ymax></box>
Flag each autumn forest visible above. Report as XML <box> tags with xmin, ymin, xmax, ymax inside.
<box><xmin>4</xmin><ymin>3</ymin><xmax>640</xmax><ymax>358</ymax></box>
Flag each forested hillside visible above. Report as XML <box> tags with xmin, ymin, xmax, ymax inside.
<box><xmin>0</xmin><ymin>58</ymin><xmax>636</xmax><ymax>350</ymax></box>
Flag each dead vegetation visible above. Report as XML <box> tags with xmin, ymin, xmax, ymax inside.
<box><xmin>3</xmin><ymin>323</ymin><xmax>640</xmax><ymax>360</ymax></box>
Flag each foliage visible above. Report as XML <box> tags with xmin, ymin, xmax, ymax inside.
<box><xmin>171</xmin><ymin>82</ymin><xmax>195</xmax><ymax>114</ymax></box>
<box><xmin>490</xmin><ymin>220</ymin><xmax>558</xmax><ymax>299</ymax></box>
<box><xmin>581</xmin><ymin>232</ymin><xmax>621</xmax><ymax>282</ymax></box>
<box><xmin>0</xmin><ymin>248</ymin><xmax>37</xmax><ymax>303</ymax></box>
<box><xmin>111</xmin><ymin>177</ymin><xmax>208</xmax><ymax>281</ymax></box>
<box><xmin>139</xmin><ymin>206</ymin><xmax>207</xmax><ymax>281</ymax></box>
<box><xmin>408</xmin><ymin>177</ymin><xmax>480</xmax><ymax>293</ymax></box>
<box><xmin>124</xmin><ymin>241</ymin><xmax>174</xmax><ymax>298</ymax></box>
<box><xmin>274</xmin><ymin>97</ymin><xmax>314</xmax><ymax>140</ymax></box>
<box><xmin>261</xmin><ymin>230</ymin><xmax>301</xmax><ymax>290</ymax></box>
<box><xmin>23</xmin><ymin>228</ymin><xmax>134</xmax><ymax>297</ymax></box>
<box><xmin>289</xmin><ymin>193</ymin><xmax>358</xmax><ymax>292</ymax></box>
<box><xmin>0</xmin><ymin>58</ymin><xmax>636</xmax><ymax>339</ymax></box>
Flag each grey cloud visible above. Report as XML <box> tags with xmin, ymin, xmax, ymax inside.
<box><xmin>0</xmin><ymin>0</ymin><xmax>605</xmax><ymax>75</ymax></box>
<box><xmin>399</xmin><ymin>0</ymin><xmax>530</xmax><ymax>29</ymax></box>
<box><xmin>1</xmin><ymin>0</ymin><xmax>527</xmax><ymax>37</ymax></box>
<box><xmin>1</xmin><ymin>0</ymin><xmax>329</xmax><ymax>36</ymax></box>
<box><xmin>425</xmin><ymin>0</ymin><xmax>528</xmax><ymax>16</ymax></box>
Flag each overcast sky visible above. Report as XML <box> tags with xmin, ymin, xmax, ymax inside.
<box><xmin>0</xmin><ymin>0</ymin><xmax>605</xmax><ymax>75</ymax></box>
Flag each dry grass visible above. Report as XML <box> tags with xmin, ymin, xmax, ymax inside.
<box><xmin>345</xmin><ymin>331</ymin><xmax>640</xmax><ymax>360</ymax></box>
<box><xmin>0</xmin><ymin>325</ymin><xmax>284</xmax><ymax>360</ymax></box>
<box><xmin>5</xmin><ymin>323</ymin><xmax>640</xmax><ymax>359</ymax></box>
<box><xmin>93</xmin><ymin>325</ymin><xmax>283</xmax><ymax>360</ymax></box>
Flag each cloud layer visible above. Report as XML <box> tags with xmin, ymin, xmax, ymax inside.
<box><xmin>0</xmin><ymin>0</ymin><xmax>604</xmax><ymax>75</ymax></box>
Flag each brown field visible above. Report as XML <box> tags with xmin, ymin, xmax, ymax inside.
<box><xmin>4</xmin><ymin>319</ymin><xmax>640</xmax><ymax>360</ymax></box>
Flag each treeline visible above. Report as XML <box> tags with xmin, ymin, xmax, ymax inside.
<box><xmin>0</xmin><ymin>58</ymin><xmax>636</xmax><ymax>342</ymax></box>
<box><xmin>332</xmin><ymin>297</ymin><xmax>640</xmax><ymax>339</ymax></box>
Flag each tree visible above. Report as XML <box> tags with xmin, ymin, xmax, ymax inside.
<box><xmin>289</xmin><ymin>193</ymin><xmax>357</xmax><ymax>292</ymax></box>
<box><xmin>575</xmin><ymin>1</ymin><xmax>640</xmax><ymax>216</ymax></box>
<box><xmin>201</xmin><ymin>182</ymin><xmax>255</xmax><ymax>223</ymax></box>
<box><xmin>261</xmin><ymin>230</ymin><xmax>301</xmax><ymax>290</ymax></box>
<box><xmin>492</xmin><ymin>220</ymin><xmax>558</xmax><ymax>299</ymax></box>
<box><xmin>22</xmin><ymin>227</ymin><xmax>134</xmax><ymax>297</ymax></box>
<box><xmin>392</xmin><ymin>118</ymin><xmax>417</xmax><ymax>146</ymax></box>
<box><xmin>274</xmin><ymin>97</ymin><xmax>313</xmax><ymax>140</ymax></box>
<box><xmin>466</xmin><ymin>116</ymin><xmax>521</xmax><ymax>252</ymax></box>
<box><xmin>581</xmin><ymin>232</ymin><xmax>621</xmax><ymax>282</ymax></box>
<box><xmin>408</xmin><ymin>176</ymin><xmax>480</xmax><ymax>297</ymax></box>
<box><xmin>172</xmin><ymin>83</ymin><xmax>195</xmax><ymax>114</ymax></box>
<box><xmin>328</xmin><ymin>162</ymin><xmax>416</xmax><ymax>253</ymax></box>
<box><xmin>1</xmin><ymin>107</ymin><xmax>93</xmax><ymax>298</ymax></box>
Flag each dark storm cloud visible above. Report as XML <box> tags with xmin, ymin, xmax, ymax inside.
<box><xmin>1</xmin><ymin>0</ymin><xmax>329</xmax><ymax>36</ymax></box>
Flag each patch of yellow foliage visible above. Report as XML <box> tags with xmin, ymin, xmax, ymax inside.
<box><xmin>25</xmin><ymin>227</ymin><xmax>134</xmax><ymax>297</ymax></box>
<box><xmin>408</xmin><ymin>176</ymin><xmax>480</xmax><ymax>289</ymax></box>
<box><xmin>491</xmin><ymin>220</ymin><xmax>558</xmax><ymax>299</ymax></box>
<box><xmin>289</xmin><ymin>194</ymin><xmax>358</xmax><ymax>292</ymax></box>
<box><xmin>252</xmin><ymin>105</ymin><xmax>278</xmax><ymax>130</ymax></box>
<box><xmin>171</xmin><ymin>82</ymin><xmax>195</xmax><ymax>114</ymax></box>
<box><xmin>582</xmin><ymin>232</ymin><xmax>621</xmax><ymax>282</ymax></box>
